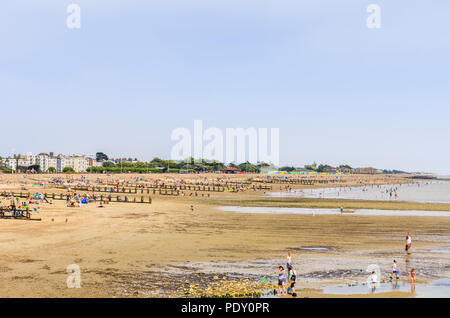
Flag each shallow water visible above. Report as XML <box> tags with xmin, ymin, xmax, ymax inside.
<box><xmin>219</xmin><ymin>206</ymin><xmax>450</xmax><ymax>217</ymax></box>
<box><xmin>294</xmin><ymin>247</ymin><xmax>331</xmax><ymax>251</ymax></box>
<box><xmin>269</xmin><ymin>181</ymin><xmax>450</xmax><ymax>204</ymax></box>
<box><xmin>429</xmin><ymin>247</ymin><xmax>450</xmax><ymax>254</ymax></box>
<box><xmin>323</xmin><ymin>278</ymin><xmax>450</xmax><ymax>298</ymax></box>
<box><xmin>167</xmin><ymin>247</ymin><xmax>450</xmax><ymax>298</ymax></box>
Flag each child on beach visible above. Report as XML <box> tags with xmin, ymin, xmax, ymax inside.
<box><xmin>409</xmin><ymin>268</ymin><xmax>416</xmax><ymax>286</ymax></box>
<box><xmin>286</xmin><ymin>252</ymin><xmax>293</xmax><ymax>272</ymax></box>
<box><xmin>391</xmin><ymin>260</ymin><xmax>400</xmax><ymax>280</ymax></box>
<box><xmin>405</xmin><ymin>232</ymin><xmax>412</xmax><ymax>254</ymax></box>
<box><xmin>369</xmin><ymin>271</ymin><xmax>378</xmax><ymax>292</ymax></box>
<box><xmin>278</xmin><ymin>266</ymin><xmax>286</xmax><ymax>296</ymax></box>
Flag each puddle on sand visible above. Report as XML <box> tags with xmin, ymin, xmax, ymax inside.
<box><xmin>323</xmin><ymin>278</ymin><xmax>450</xmax><ymax>298</ymax></box>
<box><xmin>303</xmin><ymin>269</ymin><xmax>367</xmax><ymax>279</ymax></box>
<box><xmin>429</xmin><ymin>247</ymin><xmax>450</xmax><ymax>254</ymax></box>
<box><xmin>219</xmin><ymin>206</ymin><xmax>450</xmax><ymax>217</ymax></box>
<box><xmin>293</xmin><ymin>247</ymin><xmax>332</xmax><ymax>252</ymax></box>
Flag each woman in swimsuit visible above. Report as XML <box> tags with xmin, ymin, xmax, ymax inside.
<box><xmin>409</xmin><ymin>268</ymin><xmax>416</xmax><ymax>285</ymax></box>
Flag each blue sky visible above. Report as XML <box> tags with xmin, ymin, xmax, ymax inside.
<box><xmin>1</xmin><ymin>1</ymin><xmax>449</xmax><ymax>173</ymax></box>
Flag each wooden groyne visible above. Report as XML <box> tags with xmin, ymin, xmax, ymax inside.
<box><xmin>249</xmin><ymin>178</ymin><xmax>342</xmax><ymax>185</ymax></box>
<box><xmin>55</xmin><ymin>183</ymin><xmax>272</xmax><ymax>193</ymax></box>
<box><xmin>0</xmin><ymin>192</ymin><xmax>153</xmax><ymax>204</ymax></box>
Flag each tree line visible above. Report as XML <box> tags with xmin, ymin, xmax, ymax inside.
<box><xmin>88</xmin><ymin>154</ymin><xmax>271</xmax><ymax>173</ymax></box>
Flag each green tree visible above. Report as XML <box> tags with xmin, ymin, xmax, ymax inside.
<box><xmin>150</xmin><ymin>157</ymin><xmax>165</xmax><ymax>168</ymax></box>
<box><xmin>280</xmin><ymin>166</ymin><xmax>296</xmax><ymax>172</ymax></box>
<box><xmin>102</xmin><ymin>161</ymin><xmax>116</xmax><ymax>168</ymax></box>
<box><xmin>47</xmin><ymin>167</ymin><xmax>56</xmax><ymax>173</ymax></box>
<box><xmin>63</xmin><ymin>167</ymin><xmax>75</xmax><ymax>173</ymax></box>
<box><xmin>238</xmin><ymin>162</ymin><xmax>260</xmax><ymax>173</ymax></box>
<box><xmin>316</xmin><ymin>164</ymin><xmax>327</xmax><ymax>172</ymax></box>
<box><xmin>96</xmin><ymin>152</ymin><xmax>109</xmax><ymax>162</ymax></box>
<box><xmin>210</xmin><ymin>160</ymin><xmax>226</xmax><ymax>171</ymax></box>
<box><xmin>1</xmin><ymin>167</ymin><xmax>13</xmax><ymax>174</ymax></box>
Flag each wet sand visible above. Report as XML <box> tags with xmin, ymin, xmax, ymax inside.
<box><xmin>0</xmin><ymin>173</ymin><xmax>449</xmax><ymax>298</ymax></box>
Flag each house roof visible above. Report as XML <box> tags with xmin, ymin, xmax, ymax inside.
<box><xmin>222</xmin><ymin>167</ymin><xmax>239</xmax><ymax>171</ymax></box>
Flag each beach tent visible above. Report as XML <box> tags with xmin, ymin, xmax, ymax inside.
<box><xmin>81</xmin><ymin>198</ymin><xmax>89</xmax><ymax>204</ymax></box>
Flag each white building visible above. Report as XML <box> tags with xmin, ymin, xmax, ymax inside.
<box><xmin>57</xmin><ymin>155</ymin><xmax>71</xmax><ymax>172</ymax></box>
<box><xmin>47</xmin><ymin>156</ymin><xmax>58</xmax><ymax>171</ymax></box>
<box><xmin>56</xmin><ymin>155</ymin><xmax>90</xmax><ymax>172</ymax></box>
<box><xmin>111</xmin><ymin>158</ymin><xmax>138</xmax><ymax>164</ymax></box>
<box><xmin>36</xmin><ymin>153</ymin><xmax>52</xmax><ymax>172</ymax></box>
<box><xmin>69</xmin><ymin>156</ymin><xmax>89</xmax><ymax>172</ymax></box>
<box><xmin>2</xmin><ymin>152</ymin><xmax>106</xmax><ymax>173</ymax></box>
<box><xmin>16</xmin><ymin>155</ymin><xmax>30</xmax><ymax>168</ymax></box>
<box><xmin>2</xmin><ymin>158</ymin><xmax>17</xmax><ymax>171</ymax></box>
<box><xmin>25</xmin><ymin>153</ymin><xmax>38</xmax><ymax>166</ymax></box>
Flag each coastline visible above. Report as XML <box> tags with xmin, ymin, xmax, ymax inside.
<box><xmin>0</xmin><ymin>173</ymin><xmax>448</xmax><ymax>298</ymax></box>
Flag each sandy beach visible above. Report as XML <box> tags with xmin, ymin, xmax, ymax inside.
<box><xmin>0</xmin><ymin>173</ymin><xmax>449</xmax><ymax>298</ymax></box>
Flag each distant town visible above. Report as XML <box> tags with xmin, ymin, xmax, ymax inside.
<box><xmin>0</xmin><ymin>152</ymin><xmax>135</xmax><ymax>173</ymax></box>
<box><xmin>0</xmin><ymin>152</ymin><xmax>410</xmax><ymax>175</ymax></box>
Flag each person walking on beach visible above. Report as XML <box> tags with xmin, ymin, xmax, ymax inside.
<box><xmin>278</xmin><ymin>266</ymin><xmax>287</xmax><ymax>296</ymax></box>
<box><xmin>190</xmin><ymin>205</ymin><xmax>195</xmax><ymax>216</ymax></box>
<box><xmin>405</xmin><ymin>232</ymin><xmax>412</xmax><ymax>255</ymax></box>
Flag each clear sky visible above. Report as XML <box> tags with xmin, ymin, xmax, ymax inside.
<box><xmin>1</xmin><ymin>1</ymin><xmax>449</xmax><ymax>174</ymax></box>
